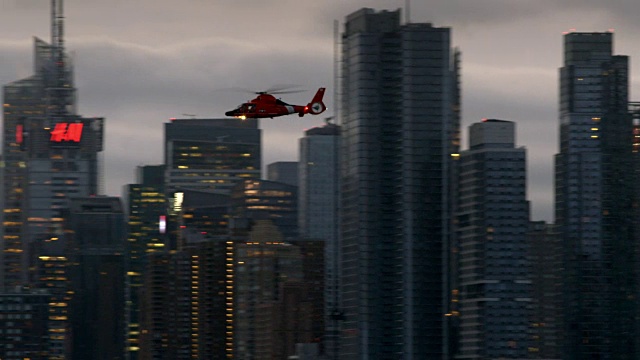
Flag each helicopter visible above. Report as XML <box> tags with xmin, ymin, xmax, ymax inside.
<box><xmin>225</xmin><ymin>87</ymin><xmax>326</xmax><ymax>119</ymax></box>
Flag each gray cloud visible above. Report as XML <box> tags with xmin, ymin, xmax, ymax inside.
<box><xmin>4</xmin><ymin>1</ymin><xmax>640</xmax><ymax>223</ymax></box>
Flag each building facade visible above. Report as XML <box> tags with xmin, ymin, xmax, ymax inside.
<box><xmin>339</xmin><ymin>8</ymin><xmax>460</xmax><ymax>359</ymax></box>
<box><xmin>65</xmin><ymin>197</ymin><xmax>127</xmax><ymax>360</ymax></box>
<box><xmin>267</xmin><ymin>161</ymin><xmax>299</xmax><ymax>187</ymax></box>
<box><xmin>164</xmin><ymin>118</ymin><xmax>261</xmax><ymax>195</ymax></box>
<box><xmin>529</xmin><ymin>221</ymin><xmax>562</xmax><ymax>359</ymax></box>
<box><xmin>231</xmin><ymin>179</ymin><xmax>298</xmax><ymax>241</ymax></box>
<box><xmin>298</xmin><ymin>122</ymin><xmax>340</xmax><ymax>359</ymax></box>
<box><xmin>555</xmin><ymin>31</ymin><xmax>637</xmax><ymax>358</ymax></box>
<box><xmin>1</xmin><ymin>6</ymin><xmax>104</xmax><ymax>290</ymax></box>
<box><xmin>124</xmin><ymin>165</ymin><xmax>167</xmax><ymax>358</ymax></box>
<box><xmin>455</xmin><ymin>120</ymin><xmax>530</xmax><ymax>359</ymax></box>
<box><xmin>0</xmin><ymin>289</ymin><xmax>52</xmax><ymax>360</ymax></box>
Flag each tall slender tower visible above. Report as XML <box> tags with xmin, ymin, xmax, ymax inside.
<box><xmin>455</xmin><ymin>120</ymin><xmax>530</xmax><ymax>359</ymax></box>
<box><xmin>339</xmin><ymin>8</ymin><xmax>460</xmax><ymax>359</ymax></box>
<box><xmin>555</xmin><ymin>31</ymin><xmax>637</xmax><ymax>358</ymax></box>
<box><xmin>298</xmin><ymin>122</ymin><xmax>340</xmax><ymax>359</ymax></box>
<box><xmin>1</xmin><ymin>0</ymin><xmax>104</xmax><ymax>289</ymax></box>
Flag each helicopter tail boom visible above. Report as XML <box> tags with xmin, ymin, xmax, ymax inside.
<box><xmin>306</xmin><ymin>87</ymin><xmax>327</xmax><ymax>115</ymax></box>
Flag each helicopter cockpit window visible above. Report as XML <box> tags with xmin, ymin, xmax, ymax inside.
<box><xmin>246</xmin><ymin>104</ymin><xmax>256</xmax><ymax>112</ymax></box>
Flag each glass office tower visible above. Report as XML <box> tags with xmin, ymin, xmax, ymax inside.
<box><xmin>298</xmin><ymin>122</ymin><xmax>340</xmax><ymax>359</ymax></box>
<box><xmin>1</xmin><ymin>33</ymin><xmax>103</xmax><ymax>290</ymax></box>
<box><xmin>164</xmin><ymin>118</ymin><xmax>261</xmax><ymax>195</ymax></box>
<box><xmin>555</xmin><ymin>31</ymin><xmax>637</xmax><ymax>358</ymax></box>
<box><xmin>339</xmin><ymin>8</ymin><xmax>460</xmax><ymax>359</ymax></box>
<box><xmin>456</xmin><ymin>120</ymin><xmax>530</xmax><ymax>359</ymax></box>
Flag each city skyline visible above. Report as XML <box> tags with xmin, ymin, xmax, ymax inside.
<box><xmin>2</xmin><ymin>2</ymin><xmax>640</xmax><ymax>221</ymax></box>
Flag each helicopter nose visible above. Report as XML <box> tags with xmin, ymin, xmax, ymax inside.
<box><xmin>225</xmin><ymin>110</ymin><xmax>234</xmax><ymax>117</ymax></box>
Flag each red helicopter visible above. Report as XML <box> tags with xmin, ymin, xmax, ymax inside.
<box><xmin>225</xmin><ymin>87</ymin><xmax>326</xmax><ymax>119</ymax></box>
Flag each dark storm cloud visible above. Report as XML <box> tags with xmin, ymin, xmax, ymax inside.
<box><xmin>3</xmin><ymin>1</ymin><xmax>640</xmax><ymax>222</ymax></box>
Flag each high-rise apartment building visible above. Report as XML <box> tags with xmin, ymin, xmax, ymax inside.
<box><xmin>138</xmin><ymin>250</ymin><xmax>194</xmax><ymax>360</ymax></box>
<box><xmin>298</xmin><ymin>122</ymin><xmax>340</xmax><ymax>358</ymax></box>
<box><xmin>555</xmin><ymin>31</ymin><xmax>637</xmax><ymax>358</ymax></box>
<box><xmin>164</xmin><ymin>118</ymin><xmax>261</xmax><ymax>195</ymax></box>
<box><xmin>124</xmin><ymin>165</ymin><xmax>167</xmax><ymax>358</ymax></box>
<box><xmin>455</xmin><ymin>120</ymin><xmax>530</xmax><ymax>359</ymax></box>
<box><xmin>1</xmin><ymin>1</ymin><xmax>104</xmax><ymax>289</ymax></box>
<box><xmin>138</xmin><ymin>190</ymin><xmax>232</xmax><ymax>359</ymax></box>
<box><xmin>0</xmin><ymin>289</ymin><xmax>53</xmax><ymax>360</ymax></box>
<box><xmin>339</xmin><ymin>8</ymin><xmax>460</xmax><ymax>358</ymax></box>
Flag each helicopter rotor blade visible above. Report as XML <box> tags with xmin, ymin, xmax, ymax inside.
<box><xmin>265</xmin><ymin>89</ymin><xmax>308</xmax><ymax>95</ymax></box>
<box><xmin>217</xmin><ymin>85</ymin><xmax>306</xmax><ymax>96</ymax></box>
<box><xmin>262</xmin><ymin>84</ymin><xmax>303</xmax><ymax>93</ymax></box>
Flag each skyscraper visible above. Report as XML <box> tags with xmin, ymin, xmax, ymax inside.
<box><xmin>233</xmin><ymin>220</ymin><xmax>305</xmax><ymax>359</ymax></box>
<box><xmin>339</xmin><ymin>8</ymin><xmax>460</xmax><ymax>358</ymax></box>
<box><xmin>455</xmin><ymin>120</ymin><xmax>530</xmax><ymax>359</ymax></box>
<box><xmin>1</xmin><ymin>1</ymin><xmax>104</xmax><ymax>289</ymax></box>
<box><xmin>267</xmin><ymin>161</ymin><xmax>299</xmax><ymax>187</ymax></box>
<box><xmin>124</xmin><ymin>165</ymin><xmax>167</xmax><ymax>358</ymax></box>
<box><xmin>231</xmin><ymin>179</ymin><xmax>298</xmax><ymax>240</ymax></box>
<box><xmin>164</xmin><ymin>118</ymin><xmax>261</xmax><ymax>195</ymax></box>
<box><xmin>529</xmin><ymin>221</ymin><xmax>561</xmax><ymax>359</ymax></box>
<box><xmin>298</xmin><ymin>122</ymin><xmax>340</xmax><ymax>358</ymax></box>
<box><xmin>555</xmin><ymin>31</ymin><xmax>637</xmax><ymax>358</ymax></box>
<box><xmin>65</xmin><ymin>196</ymin><xmax>126</xmax><ymax>359</ymax></box>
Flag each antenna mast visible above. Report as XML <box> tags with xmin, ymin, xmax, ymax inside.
<box><xmin>49</xmin><ymin>0</ymin><xmax>71</xmax><ymax>118</ymax></box>
<box><xmin>333</xmin><ymin>19</ymin><xmax>339</xmax><ymax>124</ymax></box>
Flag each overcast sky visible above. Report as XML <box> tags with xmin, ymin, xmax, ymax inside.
<box><xmin>1</xmin><ymin>0</ymin><xmax>640</xmax><ymax>221</ymax></box>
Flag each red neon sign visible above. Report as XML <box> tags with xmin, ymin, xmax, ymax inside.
<box><xmin>50</xmin><ymin>123</ymin><xmax>83</xmax><ymax>142</ymax></box>
<box><xmin>16</xmin><ymin>125</ymin><xmax>23</xmax><ymax>144</ymax></box>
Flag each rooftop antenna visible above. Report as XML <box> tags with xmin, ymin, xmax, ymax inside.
<box><xmin>405</xmin><ymin>0</ymin><xmax>411</xmax><ymax>24</ymax></box>
<box><xmin>324</xmin><ymin>116</ymin><xmax>334</xmax><ymax>125</ymax></box>
<box><xmin>49</xmin><ymin>0</ymin><xmax>71</xmax><ymax>118</ymax></box>
<box><xmin>333</xmin><ymin>19</ymin><xmax>339</xmax><ymax>124</ymax></box>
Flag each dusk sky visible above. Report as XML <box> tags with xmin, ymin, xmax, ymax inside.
<box><xmin>1</xmin><ymin>0</ymin><xmax>640</xmax><ymax>221</ymax></box>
